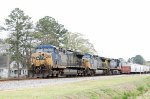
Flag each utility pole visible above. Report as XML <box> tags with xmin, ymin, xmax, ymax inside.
<box><xmin>140</xmin><ymin>66</ymin><xmax>141</xmax><ymax>75</ymax></box>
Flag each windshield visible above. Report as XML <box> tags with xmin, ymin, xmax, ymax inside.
<box><xmin>36</xmin><ymin>48</ymin><xmax>53</xmax><ymax>53</ymax></box>
<box><xmin>36</xmin><ymin>48</ymin><xmax>43</xmax><ymax>52</ymax></box>
<box><xmin>110</xmin><ymin>60</ymin><xmax>117</xmax><ymax>67</ymax></box>
<box><xmin>83</xmin><ymin>54</ymin><xmax>91</xmax><ymax>59</ymax></box>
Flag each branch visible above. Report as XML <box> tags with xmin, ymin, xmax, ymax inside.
<box><xmin>0</xmin><ymin>26</ymin><xmax>6</xmax><ymax>31</ymax></box>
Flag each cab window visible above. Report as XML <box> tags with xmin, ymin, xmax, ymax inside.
<box><xmin>43</xmin><ymin>48</ymin><xmax>53</xmax><ymax>53</ymax></box>
<box><xmin>36</xmin><ymin>48</ymin><xmax>43</xmax><ymax>52</ymax></box>
<box><xmin>54</xmin><ymin>48</ymin><xmax>58</xmax><ymax>53</ymax></box>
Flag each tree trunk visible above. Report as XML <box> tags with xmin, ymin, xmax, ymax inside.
<box><xmin>7</xmin><ymin>54</ymin><xmax>10</xmax><ymax>78</ymax></box>
<box><xmin>16</xmin><ymin>21</ymin><xmax>20</xmax><ymax>78</ymax></box>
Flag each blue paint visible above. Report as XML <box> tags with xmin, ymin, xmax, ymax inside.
<box><xmin>35</xmin><ymin>44</ymin><xmax>61</xmax><ymax>65</ymax></box>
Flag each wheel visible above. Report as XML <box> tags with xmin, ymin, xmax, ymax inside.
<box><xmin>90</xmin><ymin>70</ymin><xmax>95</xmax><ymax>76</ymax></box>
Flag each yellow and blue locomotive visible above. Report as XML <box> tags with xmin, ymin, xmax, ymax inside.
<box><xmin>30</xmin><ymin>44</ymin><xmax>122</xmax><ymax>78</ymax></box>
<box><xmin>30</xmin><ymin>45</ymin><xmax>61</xmax><ymax>77</ymax></box>
<box><xmin>82</xmin><ymin>54</ymin><xmax>121</xmax><ymax>75</ymax></box>
<box><xmin>30</xmin><ymin>45</ymin><xmax>85</xmax><ymax>77</ymax></box>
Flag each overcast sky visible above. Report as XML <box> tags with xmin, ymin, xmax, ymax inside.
<box><xmin>0</xmin><ymin>0</ymin><xmax>150</xmax><ymax>61</ymax></box>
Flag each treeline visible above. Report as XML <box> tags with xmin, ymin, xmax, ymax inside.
<box><xmin>0</xmin><ymin>8</ymin><xmax>96</xmax><ymax>53</ymax></box>
<box><xmin>128</xmin><ymin>55</ymin><xmax>150</xmax><ymax>65</ymax></box>
<box><xmin>0</xmin><ymin>8</ymin><xmax>96</xmax><ymax>77</ymax></box>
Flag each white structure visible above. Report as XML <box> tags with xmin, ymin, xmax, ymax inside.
<box><xmin>0</xmin><ymin>44</ymin><xmax>28</xmax><ymax>79</ymax></box>
<box><xmin>0</xmin><ymin>55</ymin><xmax>9</xmax><ymax>78</ymax></box>
<box><xmin>0</xmin><ymin>68</ymin><xmax>9</xmax><ymax>78</ymax></box>
<box><xmin>9</xmin><ymin>61</ymin><xmax>28</xmax><ymax>78</ymax></box>
<box><xmin>0</xmin><ymin>59</ymin><xmax>28</xmax><ymax>78</ymax></box>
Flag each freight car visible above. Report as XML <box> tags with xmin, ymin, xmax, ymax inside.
<box><xmin>120</xmin><ymin>62</ymin><xmax>131</xmax><ymax>74</ymax></box>
<box><xmin>120</xmin><ymin>63</ymin><xmax>150</xmax><ymax>74</ymax></box>
<box><xmin>29</xmin><ymin>44</ymin><xmax>150</xmax><ymax>78</ymax></box>
<box><xmin>130</xmin><ymin>63</ymin><xmax>150</xmax><ymax>74</ymax></box>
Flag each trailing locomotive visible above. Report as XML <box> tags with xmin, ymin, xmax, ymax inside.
<box><xmin>29</xmin><ymin>44</ymin><xmax>150</xmax><ymax>78</ymax></box>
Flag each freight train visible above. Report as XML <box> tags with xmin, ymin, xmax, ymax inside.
<box><xmin>29</xmin><ymin>44</ymin><xmax>150</xmax><ymax>78</ymax></box>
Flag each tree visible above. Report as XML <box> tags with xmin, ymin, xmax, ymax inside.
<box><xmin>118</xmin><ymin>58</ymin><xmax>126</xmax><ymax>62</ymax></box>
<box><xmin>145</xmin><ymin>61</ymin><xmax>150</xmax><ymax>66</ymax></box>
<box><xmin>128</xmin><ymin>55</ymin><xmax>145</xmax><ymax>65</ymax></box>
<box><xmin>36</xmin><ymin>16</ymin><xmax>67</xmax><ymax>46</ymax></box>
<box><xmin>0</xmin><ymin>38</ymin><xmax>4</xmax><ymax>44</ymax></box>
<box><xmin>62</xmin><ymin>32</ymin><xmax>96</xmax><ymax>54</ymax></box>
<box><xmin>133</xmin><ymin>55</ymin><xmax>145</xmax><ymax>65</ymax></box>
<box><xmin>1</xmin><ymin>8</ymin><xmax>33</xmax><ymax>77</ymax></box>
<box><xmin>128</xmin><ymin>57</ymin><xmax>134</xmax><ymax>63</ymax></box>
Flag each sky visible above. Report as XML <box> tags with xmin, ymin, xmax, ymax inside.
<box><xmin>0</xmin><ymin>0</ymin><xmax>150</xmax><ymax>61</ymax></box>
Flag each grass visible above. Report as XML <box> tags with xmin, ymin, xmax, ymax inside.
<box><xmin>0</xmin><ymin>75</ymin><xmax>150</xmax><ymax>99</ymax></box>
<box><xmin>137</xmin><ymin>90</ymin><xmax>150</xmax><ymax>99</ymax></box>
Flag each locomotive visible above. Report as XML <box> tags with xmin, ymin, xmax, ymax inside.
<box><xmin>29</xmin><ymin>44</ymin><xmax>122</xmax><ymax>78</ymax></box>
<box><xmin>30</xmin><ymin>45</ymin><xmax>83</xmax><ymax>77</ymax></box>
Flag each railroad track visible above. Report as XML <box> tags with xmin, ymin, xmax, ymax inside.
<box><xmin>0</xmin><ymin>77</ymin><xmax>42</xmax><ymax>82</ymax></box>
<box><xmin>0</xmin><ymin>74</ymin><xmax>149</xmax><ymax>91</ymax></box>
<box><xmin>0</xmin><ymin>74</ymin><xmax>105</xmax><ymax>82</ymax></box>
<box><xmin>0</xmin><ymin>73</ymin><xmax>149</xmax><ymax>82</ymax></box>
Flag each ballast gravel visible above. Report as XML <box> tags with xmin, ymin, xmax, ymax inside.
<box><xmin>0</xmin><ymin>74</ymin><xmax>147</xmax><ymax>91</ymax></box>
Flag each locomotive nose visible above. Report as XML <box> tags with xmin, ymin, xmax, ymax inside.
<box><xmin>82</xmin><ymin>58</ymin><xmax>89</xmax><ymax>62</ymax></box>
<box><xmin>33</xmin><ymin>53</ymin><xmax>45</xmax><ymax>66</ymax></box>
<box><xmin>82</xmin><ymin>58</ymin><xmax>91</xmax><ymax>68</ymax></box>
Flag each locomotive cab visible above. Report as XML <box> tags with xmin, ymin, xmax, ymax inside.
<box><xmin>110</xmin><ymin>59</ymin><xmax>118</xmax><ymax>68</ymax></box>
<box><xmin>82</xmin><ymin>53</ymin><xmax>93</xmax><ymax>69</ymax></box>
<box><xmin>100</xmin><ymin>57</ymin><xmax>110</xmax><ymax>69</ymax></box>
<box><xmin>31</xmin><ymin>45</ymin><xmax>61</xmax><ymax>75</ymax></box>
